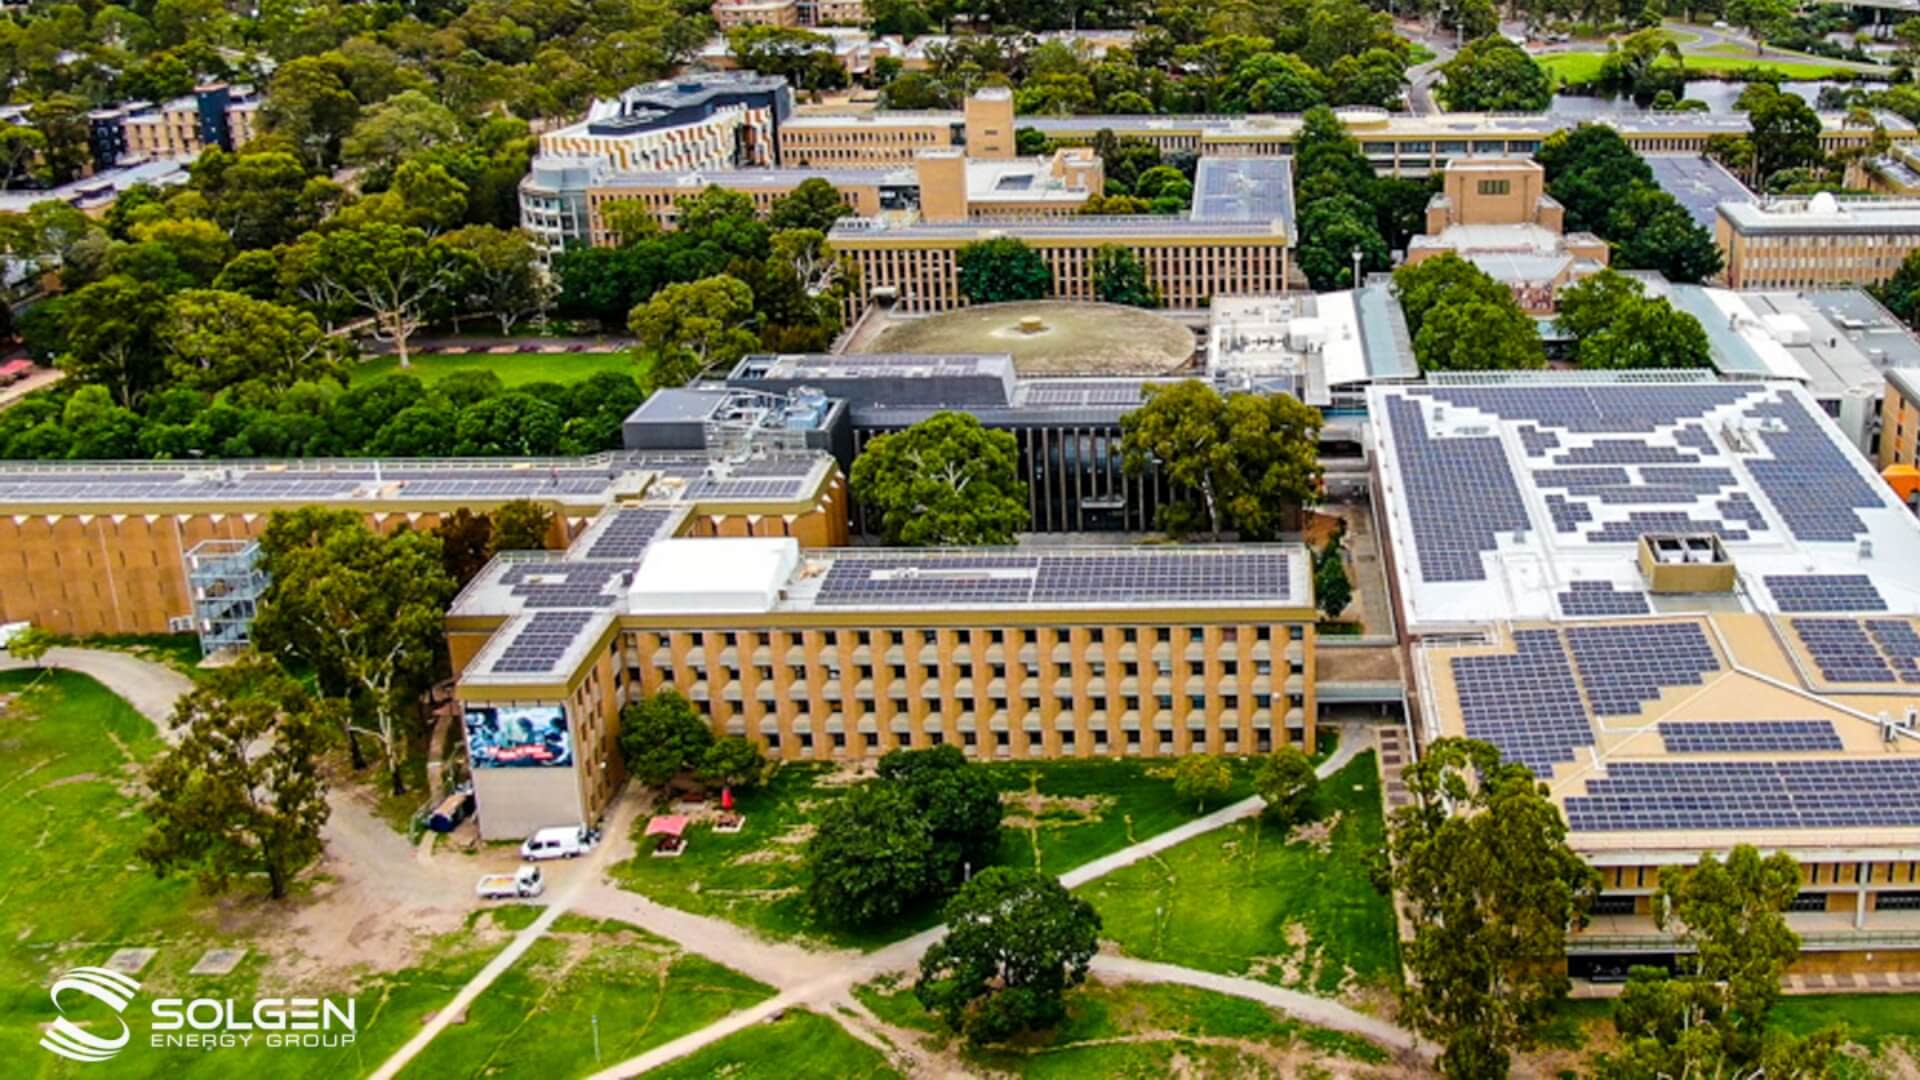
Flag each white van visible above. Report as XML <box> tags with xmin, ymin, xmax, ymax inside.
<box><xmin>520</xmin><ymin>825</ymin><xmax>594</xmax><ymax>861</ymax></box>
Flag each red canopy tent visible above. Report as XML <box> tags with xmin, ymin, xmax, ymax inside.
<box><xmin>644</xmin><ymin>815</ymin><xmax>690</xmax><ymax>839</ymax></box>
<box><xmin>0</xmin><ymin>359</ymin><xmax>33</xmax><ymax>381</ymax></box>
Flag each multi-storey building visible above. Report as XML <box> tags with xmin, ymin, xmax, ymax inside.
<box><xmin>450</xmin><ymin>524</ymin><xmax>1319</xmax><ymax>838</ymax></box>
<box><xmin>1371</xmin><ymin>374</ymin><xmax>1920</xmax><ymax>977</ymax></box>
<box><xmin>829</xmin><ymin>214</ymin><xmax>1292</xmax><ymax>313</ymax></box>
<box><xmin>711</xmin><ymin>0</ymin><xmax>799</xmax><ymax>28</ymax></box>
<box><xmin>1717</xmin><ymin>193</ymin><xmax>1920</xmax><ymax>289</ymax></box>
<box><xmin>1409</xmin><ymin>157</ymin><xmax>1608</xmax><ymax>312</ymax></box>
<box><xmin>781</xmin><ymin>103</ymin><xmax>1907</xmax><ymax>176</ymax></box>
<box><xmin>86</xmin><ymin>83</ymin><xmax>260</xmax><ymax>170</ymax></box>
<box><xmin>534</xmin><ymin>74</ymin><xmax>791</xmax><ymax>176</ymax></box>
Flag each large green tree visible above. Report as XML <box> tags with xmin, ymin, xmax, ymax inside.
<box><xmin>806</xmin><ymin>780</ymin><xmax>936</xmax><ymax>927</ymax></box>
<box><xmin>1120</xmin><ymin>380</ymin><xmax>1323</xmax><ymax>540</ymax></box>
<box><xmin>956</xmin><ymin>237</ymin><xmax>1052</xmax><ymax>303</ymax></box>
<box><xmin>628</xmin><ymin>274</ymin><xmax>759</xmax><ymax>387</ymax></box>
<box><xmin>160</xmin><ymin>289</ymin><xmax>346</xmax><ymax>393</ymax></box>
<box><xmin>1391</xmin><ymin>255</ymin><xmax>1546</xmax><ymax>372</ymax></box>
<box><xmin>138</xmin><ymin>655</ymin><xmax>334</xmax><ymax>900</ymax></box>
<box><xmin>877</xmin><ymin>745</ymin><xmax>1004</xmax><ymax>887</ymax></box>
<box><xmin>1554</xmin><ymin>270</ymin><xmax>1711</xmax><ymax>370</ymax></box>
<box><xmin>768</xmin><ymin>178</ymin><xmax>852</xmax><ymax>232</ymax></box>
<box><xmin>850</xmin><ymin>411</ymin><xmax>1030</xmax><ymax>546</ymax></box>
<box><xmin>1437</xmin><ymin>36</ymin><xmax>1550</xmax><ymax>112</ymax></box>
<box><xmin>617</xmin><ymin>688</ymin><xmax>715</xmax><ymax>788</ymax></box>
<box><xmin>1091</xmin><ymin>244</ymin><xmax>1158</xmax><ymax>306</ymax></box>
<box><xmin>1740</xmin><ymin>82</ymin><xmax>1825</xmax><ymax>182</ymax></box>
<box><xmin>282</xmin><ymin>223</ymin><xmax>471</xmax><ymax>367</ymax></box>
<box><xmin>251</xmin><ymin>509</ymin><xmax>455</xmax><ymax>794</ymax></box>
<box><xmin>915</xmin><ymin>868</ymin><xmax>1102</xmax><ymax>1044</ymax></box>
<box><xmin>56</xmin><ymin>275</ymin><xmax>169</xmax><ymax>407</ymax></box>
<box><xmin>440</xmin><ymin>225</ymin><xmax>553</xmax><ymax>334</ymax></box>
<box><xmin>1389</xmin><ymin>738</ymin><xmax>1599</xmax><ymax>1080</ymax></box>
<box><xmin>1594</xmin><ymin>846</ymin><xmax>1845</xmax><ymax>1077</ymax></box>
<box><xmin>1254</xmin><ymin>745</ymin><xmax>1318</xmax><ymax>825</ymax></box>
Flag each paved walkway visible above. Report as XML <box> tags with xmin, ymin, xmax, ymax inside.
<box><xmin>0</xmin><ymin>646</ymin><xmax>195</xmax><ymax>729</ymax></box>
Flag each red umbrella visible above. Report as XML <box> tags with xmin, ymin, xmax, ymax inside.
<box><xmin>720</xmin><ymin>786</ymin><xmax>734</xmax><ymax>811</ymax></box>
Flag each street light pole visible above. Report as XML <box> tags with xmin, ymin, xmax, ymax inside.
<box><xmin>1351</xmin><ymin>248</ymin><xmax>1363</xmax><ymax>288</ymax></box>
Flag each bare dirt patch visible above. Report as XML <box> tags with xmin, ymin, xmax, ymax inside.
<box><xmin>999</xmin><ymin>790</ymin><xmax>1113</xmax><ymax>831</ymax></box>
<box><xmin>1287</xmin><ymin>810</ymin><xmax>1344</xmax><ymax>854</ymax></box>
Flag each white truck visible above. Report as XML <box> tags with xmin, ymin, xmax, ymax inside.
<box><xmin>475</xmin><ymin>864</ymin><xmax>544</xmax><ymax>900</ymax></box>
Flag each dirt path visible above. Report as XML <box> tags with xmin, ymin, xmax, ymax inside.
<box><xmin>0</xmin><ymin>647</ymin><xmax>195</xmax><ymax>730</ymax></box>
<box><xmin>585</xmin><ymin>724</ymin><xmax>1433</xmax><ymax>1078</ymax></box>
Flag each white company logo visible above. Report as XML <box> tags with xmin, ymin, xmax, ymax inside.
<box><xmin>39</xmin><ymin>966</ymin><xmax>357</xmax><ymax>1063</ymax></box>
<box><xmin>42</xmin><ymin>966</ymin><xmax>141</xmax><ymax>1063</ymax></box>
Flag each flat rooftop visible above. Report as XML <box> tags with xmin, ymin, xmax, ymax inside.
<box><xmin>1368</xmin><ymin>376</ymin><xmax>1920</xmax><ymax>631</ymax></box>
<box><xmin>1013</xmin><ymin>107</ymin><xmax>1913</xmax><ymax>140</ymax></box>
<box><xmin>1643</xmin><ymin>154</ymin><xmax>1754</xmax><ymax>231</ymax></box>
<box><xmin>590</xmin><ymin>166</ymin><xmax>912</xmax><ymax>190</ymax></box>
<box><xmin>1190</xmin><ymin>157</ymin><xmax>1294</xmax><ymax>235</ymax></box>
<box><xmin>1208</xmin><ymin>291</ymin><xmax>1389</xmax><ymax>405</ymax></box>
<box><xmin>1417</xmin><ymin>612</ymin><xmax>1920</xmax><ymax>855</ymax></box>
<box><xmin>1718</xmin><ymin>194</ymin><xmax>1920</xmax><ymax>235</ymax></box>
<box><xmin>829</xmin><ymin>214</ymin><xmax>1289</xmax><ymax>242</ymax></box>
<box><xmin>1659</xmin><ymin>285</ymin><xmax>1920</xmax><ymax>400</ymax></box>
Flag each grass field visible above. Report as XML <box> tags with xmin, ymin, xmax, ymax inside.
<box><xmin>646</xmin><ymin>1009</ymin><xmax>900</xmax><ymax>1080</ymax></box>
<box><xmin>1540</xmin><ymin>992</ymin><xmax>1920</xmax><ymax>1075</ymax></box>
<box><xmin>1542</xmin><ymin>52</ymin><xmax>1608</xmax><ymax>87</ymax></box>
<box><xmin>1078</xmin><ymin>753</ymin><xmax>1397</xmax><ymax>998</ymax></box>
<box><xmin>611</xmin><ymin>756</ymin><xmax>1263</xmax><ymax>949</ymax></box>
<box><xmin>1541</xmin><ymin>48</ymin><xmax>1865</xmax><ymax>89</ymax></box>
<box><xmin>348</xmin><ymin>350</ymin><xmax>648</xmax><ymax>388</ymax></box>
<box><xmin>853</xmin><ymin>976</ymin><xmax>1389</xmax><ymax>1075</ymax></box>
<box><xmin>397</xmin><ymin>915</ymin><xmax>772</xmax><ymax>1078</ymax></box>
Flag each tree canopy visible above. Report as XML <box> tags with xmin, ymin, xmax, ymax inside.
<box><xmin>1121</xmin><ymin>380</ymin><xmax>1324</xmax><ymax>540</ymax></box>
<box><xmin>138</xmin><ymin>654</ymin><xmax>334</xmax><ymax>900</ymax></box>
<box><xmin>850</xmin><ymin>411</ymin><xmax>1030</xmax><ymax>546</ymax></box>
<box><xmin>1437</xmin><ymin>37</ymin><xmax>1550</xmax><ymax>112</ymax></box>
<box><xmin>1254</xmin><ymin>746</ymin><xmax>1318</xmax><ymax>825</ymax></box>
<box><xmin>618</xmin><ymin>688</ymin><xmax>715</xmax><ymax>789</ymax></box>
<box><xmin>1555</xmin><ymin>270</ymin><xmax>1711</xmax><ymax>370</ymax></box>
<box><xmin>957</xmin><ymin>237</ymin><xmax>1052</xmax><ymax>303</ymax></box>
<box><xmin>1389</xmin><ymin>738</ymin><xmax>1599</xmax><ymax>1080</ymax></box>
<box><xmin>915</xmin><ymin>868</ymin><xmax>1102</xmax><ymax>1044</ymax></box>
<box><xmin>1391</xmin><ymin>255</ymin><xmax>1546</xmax><ymax>373</ymax></box>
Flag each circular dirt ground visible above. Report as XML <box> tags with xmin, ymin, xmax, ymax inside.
<box><xmin>867</xmin><ymin>301</ymin><xmax>1196</xmax><ymax>376</ymax></box>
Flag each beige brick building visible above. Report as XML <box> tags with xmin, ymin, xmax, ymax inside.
<box><xmin>1717</xmin><ymin>193</ymin><xmax>1920</xmax><ymax>289</ymax></box>
<box><xmin>1407</xmin><ymin>157</ymin><xmax>1609</xmax><ymax>313</ymax></box>
<box><xmin>711</xmin><ymin>0</ymin><xmax>799</xmax><ymax>28</ymax></box>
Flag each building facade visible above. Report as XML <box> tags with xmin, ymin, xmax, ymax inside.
<box><xmin>86</xmin><ymin>83</ymin><xmax>260</xmax><ymax>170</ymax></box>
<box><xmin>1408</xmin><ymin>157</ymin><xmax>1609</xmax><ymax>313</ymax></box>
<box><xmin>1717</xmin><ymin>193</ymin><xmax>1920</xmax><ymax>289</ymax></box>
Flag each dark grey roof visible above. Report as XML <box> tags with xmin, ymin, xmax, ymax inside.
<box><xmin>1643</xmin><ymin>154</ymin><xmax>1753</xmax><ymax>231</ymax></box>
<box><xmin>1191</xmin><ymin>157</ymin><xmax>1294</xmax><ymax>235</ymax></box>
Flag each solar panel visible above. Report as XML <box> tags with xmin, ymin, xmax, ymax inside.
<box><xmin>1763</xmin><ymin>574</ymin><xmax>1888</xmax><ymax>613</ymax></box>
<box><xmin>1741</xmin><ymin>394</ymin><xmax>1883</xmax><ymax>542</ymax></box>
<box><xmin>684</xmin><ymin>477</ymin><xmax>808</xmax><ymax>500</ymax></box>
<box><xmin>1866</xmin><ymin>619</ymin><xmax>1920</xmax><ymax>682</ymax></box>
<box><xmin>1452</xmin><ymin>629</ymin><xmax>1593</xmax><ymax>776</ymax></box>
<box><xmin>584</xmin><ymin>508</ymin><xmax>675</xmax><ymax>559</ymax></box>
<box><xmin>810</xmin><ymin>550</ymin><xmax>1296</xmax><ymax>608</ymax></box>
<box><xmin>1564</xmin><ymin>622</ymin><xmax>1720</xmax><ymax>716</ymax></box>
<box><xmin>1557</xmin><ymin>581</ymin><xmax>1651</xmax><ymax>617</ymax></box>
<box><xmin>491</xmin><ymin>610</ymin><xmax>598</xmax><ymax>674</ymax></box>
<box><xmin>1659</xmin><ymin>719</ymin><xmax>1843</xmax><ymax>754</ymax></box>
<box><xmin>1565</xmin><ymin>759</ymin><xmax>1920</xmax><ymax>832</ymax></box>
<box><xmin>1791</xmin><ymin>618</ymin><xmax>1894</xmax><ymax>683</ymax></box>
<box><xmin>1386</xmin><ymin>396</ymin><xmax>1530</xmax><ymax>582</ymax></box>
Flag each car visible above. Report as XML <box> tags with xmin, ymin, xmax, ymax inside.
<box><xmin>426</xmin><ymin>785</ymin><xmax>475</xmax><ymax>833</ymax></box>
<box><xmin>1713</xmin><ymin>19</ymin><xmax>1730</xmax><ymax>28</ymax></box>
<box><xmin>521</xmin><ymin>824</ymin><xmax>595</xmax><ymax>861</ymax></box>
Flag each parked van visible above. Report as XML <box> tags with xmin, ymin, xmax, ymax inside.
<box><xmin>427</xmin><ymin>786</ymin><xmax>475</xmax><ymax>833</ymax></box>
<box><xmin>520</xmin><ymin>824</ymin><xmax>594</xmax><ymax>861</ymax></box>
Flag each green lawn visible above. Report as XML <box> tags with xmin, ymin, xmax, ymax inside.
<box><xmin>1079</xmin><ymin>753</ymin><xmax>1398</xmax><ymax>998</ymax></box>
<box><xmin>1681</xmin><ymin>53</ymin><xmax>1866</xmax><ymax>79</ymax></box>
<box><xmin>0</xmin><ymin>669</ymin><xmax>532</xmax><ymax>1079</ymax></box>
<box><xmin>64</xmin><ymin>632</ymin><xmax>208</xmax><ymax>678</ymax></box>
<box><xmin>348</xmin><ymin>349</ymin><xmax>649</xmax><ymax>388</ymax></box>
<box><xmin>1541</xmin><ymin>992</ymin><xmax>1920</xmax><ymax>1075</ymax></box>
<box><xmin>611</xmin><ymin>755</ymin><xmax>1267</xmax><ymax>950</ymax></box>
<box><xmin>646</xmin><ymin>1009</ymin><xmax>900</xmax><ymax>1080</ymax></box>
<box><xmin>397</xmin><ymin>915</ymin><xmax>772</xmax><ymax>1078</ymax></box>
<box><xmin>854</xmin><ymin>976</ymin><xmax>1389</xmax><ymax>1075</ymax></box>
<box><xmin>1542</xmin><ymin>52</ymin><xmax>1608</xmax><ymax>87</ymax></box>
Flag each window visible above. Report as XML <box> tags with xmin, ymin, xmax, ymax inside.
<box><xmin>1588</xmin><ymin>894</ymin><xmax>1637</xmax><ymax>916</ymax></box>
<box><xmin>1788</xmin><ymin>892</ymin><xmax>1830</xmax><ymax>913</ymax></box>
<box><xmin>1126</xmin><ymin>728</ymin><xmax>1142</xmax><ymax>745</ymax></box>
<box><xmin>1477</xmin><ymin>179</ymin><xmax>1511</xmax><ymax>196</ymax></box>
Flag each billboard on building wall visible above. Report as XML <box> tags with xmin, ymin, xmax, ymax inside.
<box><xmin>464</xmin><ymin>704</ymin><xmax>573</xmax><ymax>768</ymax></box>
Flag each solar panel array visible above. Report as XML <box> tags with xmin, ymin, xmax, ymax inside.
<box><xmin>491</xmin><ymin>610</ymin><xmax>599</xmax><ymax>674</ymax></box>
<box><xmin>1763</xmin><ymin>574</ymin><xmax>1888</xmax><ymax>613</ymax></box>
<box><xmin>1565</xmin><ymin>622</ymin><xmax>1720</xmax><ymax>715</ymax></box>
<box><xmin>398</xmin><ymin>478</ymin><xmax>607</xmax><ymax>497</ymax></box>
<box><xmin>684</xmin><ymin>477</ymin><xmax>810</xmax><ymax>500</ymax></box>
<box><xmin>811</xmin><ymin>550</ymin><xmax>1294</xmax><ymax>608</ymax></box>
<box><xmin>1741</xmin><ymin>394</ymin><xmax>1883</xmax><ymax>542</ymax></box>
<box><xmin>1558</xmin><ymin>581</ymin><xmax>1652</xmax><ymax>617</ymax></box>
<box><xmin>1867</xmin><ymin>619</ymin><xmax>1920</xmax><ymax>682</ymax></box>
<box><xmin>1790</xmin><ymin>617</ymin><xmax>1920</xmax><ymax>683</ymax></box>
<box><xmin>499</xmin><ymin>560</ymin><xmax>627</xmax><ymax>609</ymax></box>
<box><xmin>1191</xmin><ymin>157</ymin><xmax>1293</xmax><ymax>224</ymax></box>
<box><xmin>1659</xmin><ymin>719</ymin><xmax>1844</xmax><ymax>754</ymax></box>
<box><xmin>1023</xmin><ymin>382</ymin><xmax>1153</xmax><ymax>407</ymax></box>
<box><xmin>1452</xmin><ymin>629</ymin><xmax>1592</xmax><ymax>776</ymax></box>
<box><xmin>583</xmin><ymin>508</ymin><xmax>677</xmax><ymax>559</ymax></box>
<box><xmin>1376</xmin><ymin>382</ymin><xmax>1917</xmax><ymax>588</ymax></box>
<box><xmin>1385</xmin><ymin>396</ymin><xmax>1530</xmax><ymax>582</ymax></box>
<box><xmin>1564</xmin><ymin>759</ymin><xmax>1920</xmax><ymax>832</ymax></box>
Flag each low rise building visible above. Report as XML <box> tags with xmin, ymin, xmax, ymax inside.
<box><xmin>534</xmin><ymin>73</ymin><xmax>791</xmax><ymax>176</ymax></box>
<box><xmin>86</xmin><ymin>83</ymin><xmax>260</xmax><ymax>169</ymax></box>
<box><xmin>710</xmin><ymin>0</ymin><xmax>799</xmax><ymax>27</ymax></box>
